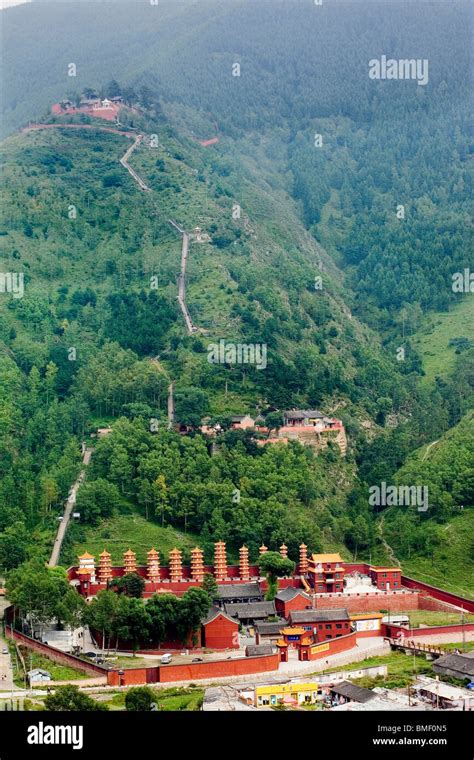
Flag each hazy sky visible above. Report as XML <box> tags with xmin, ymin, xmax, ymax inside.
<box><xmin>0</xmin><ymin>0</ymin><xmax>31</xmax><ymax>9</ymax></box>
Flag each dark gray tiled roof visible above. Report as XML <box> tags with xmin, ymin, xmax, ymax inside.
<box><xmin>216</xmin><ymin>582</ymin><xmax>262</xmax><ymax>600</ymax></box>
<box><xmin>275</xmin><ymin>587</ymin><xmax>311</xmax><ymax>602</ymax></box>
<box><xmin>433</xmin><ymin>653</ymin><xmax>474</xmax><ymax>678</ymax></box>
<box><xmin>201</xmin><ymin>605</ymin><xmax>237</xmax><ymax>626</ymax></box>
<box><xmin>225</xmin><ymin>601</ymin><xmax>276</xmax><ymax>620</ymax></box>
<box><xmin>330</xmin><ymin>681</ymin><xmax>376</xmax><ymax>703</ymax></box>
<box><xmin>284</xmin><ymin>409</ymin><xmax>325</xmax><ymax>419</ymax></box>
<box><xmin>290</xmin><ymin>608</ymin><xmax>350</xmax><ymax>624</ymax></box>
<box><xmin>255</xmin><ymin>621</ymin><xmax>286</xmax><ymax>635</ymax></box>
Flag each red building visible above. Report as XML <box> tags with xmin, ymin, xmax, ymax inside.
<box><xmin>307</xmin><ymin>553</ymin><xmax>345</xmax><ymax>593</ymax></box>
<box><xmin>369</xmin><ymin>567</ymin><xmax>402</xmax><ymax>591</ymax></box>
<box><xmin>275</xmin><ymin>587</ymin><xmax>311</xmax><ymax>617</ymax></box>
<box><xmin>202</xmin><ymin>608</ymin><xmax>239</xmax><ymax>649</ymax></box>
<box><xmin>289</xmin><ymin>608</ymin><xmax>351</xmax><ymax>642</ymax></box>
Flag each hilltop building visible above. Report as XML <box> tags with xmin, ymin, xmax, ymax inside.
<box><xmin>201</xmin><ymin>409</ymin><xmax>347</xmax><ymax>453</ymax></box>
<box><xmin>51</xmin><ymin>96</ymin><xmax>123</xmax><ymax>123</ymax></box>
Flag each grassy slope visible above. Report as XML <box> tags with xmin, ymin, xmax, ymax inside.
<box><xmin>411</xmin><ymin>297</ymin><xmax>474</xmax><ymax>385</ymax></box>
<box><xmin>64</xmin><ymin>513</ymin><xmax>200</xmax><ymax>566</ymax></box>
<box><xmin>401</xmin><ymin>510</ymin><xmax>474</xmax><ymax>599</ymax></box>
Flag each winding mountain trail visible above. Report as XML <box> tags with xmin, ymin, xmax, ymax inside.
<box><xmin>376</xmin><ymin>511</ymin><xmax>401</xmax><ymax>568</ymax></box>
<box><xmin>22</xmin><ymin>123</ymin><xmax>150</xmax><ymax>191</ymax></box>
<box><xmin>119</xmin><ymin>134</ymin><xmax>150</xmax><ymax>191</ymax></box>
<box><xmin>422</xmin><ymin>439</ymin><xmax>439</xmax><ymax>461</ymax></box>
<box><xmin>22</xmin><ymin>123</ymin><xmax>199</xmax><ymax>334</ymax></box>
<box><xmin>169</xmin><ymin>219</ymin><xmax>198</xmax><ymax>335</ymax></box>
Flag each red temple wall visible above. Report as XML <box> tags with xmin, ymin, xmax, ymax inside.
<box><xmin>382</xmin><ymin>622</ymin><xmax>474</xmax><ymax>639</ymax></box>
<box><xmin>4</xmin><ymin>627</ymin><xmax>106</xmax><ymax>677</ymax></box>
<box><xmin>308</xmin><ymin>631</ymin><xmax>357</xmax><ymax>661</ymax></box>
<box><xmin>313</xmin><ymin>590</ymin><xmax>420</xmax><ymax>613</ymax></box>
<box><xmin>106</xmin><ymin>653</ymin><xmax>280</xmax><ymax>686</ymax></box>
<box><xmin>418</xmin><ymin>595</ymin><xmax>461</xmax><ymax>613</ymax></box>
<box><xmin>401</xmin><ymin>576</ymin><xmax>474</xmax><ymax>613</ymax></box>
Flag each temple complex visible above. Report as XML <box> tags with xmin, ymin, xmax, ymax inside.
<box><xmin>70</xmin><ymin>542</ymin><xmax>403</xmax><ymax>609</ymax></box>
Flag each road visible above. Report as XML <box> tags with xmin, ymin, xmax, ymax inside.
<box><xmin>0</xmin><ymin>602</ymin><xmax>14</xmax><ymax>691</ymax></box>
<box><xmin>48</xmin><ymin>448</ymin><xmax>92</xmax><ymax>567</ymax></box>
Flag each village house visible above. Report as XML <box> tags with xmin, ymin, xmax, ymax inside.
<box><xmin>432</xmin><ymin>652</ymin><xmax>474</xmax><ymax>683</ymax></box>
<box><xmin>412</xmin><ymin>676</ymin><xmax>474</xmax><ymax>710</ymax></box>
<box><xmin>230</xmin><ymin>415</ymin><xmax>257</xmax><ymax>430</ymax></box>
<box><xmin>326</xmin><ymin>681</ymin><xmax>377</xmax><ymax>707</ymax></box>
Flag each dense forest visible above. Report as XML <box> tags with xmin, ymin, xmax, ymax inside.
<box><xmin>0</xmin><ymin>0</ymin><xmax>472</xmax><ymax>590</ymax></box>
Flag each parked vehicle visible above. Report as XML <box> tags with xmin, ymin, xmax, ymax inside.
<box><xmin>191</xmin><ymin>657</ymin><xmax>203</xmax><ymax>663</ymax></box>
<box><xmin>160</xmin><ymin>653</ymin><xmax>172</xmax><ymax>664</ymax></box>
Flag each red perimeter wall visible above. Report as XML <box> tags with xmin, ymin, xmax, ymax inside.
<box><xmin>107</xmin><ymin>653</ymin><xmax>280</xmax><ymax>686</ymax></box>
<box><xmin>309</xmin><ymin>631</ymin><xmax>358</xmax><ymax>660</ymax></box>
<box><xmin>313</xmin><ymin>590</ymin><xmax>420</xmax><ymax>613</ymax></box>
<box><xmin>382</xmin><ymin>622</ymin><xmax>474</xmax><ymax>639</ymax></box>
<box><xmin>401</xmin><ymin>576</ymin><xmax>474</xmax><ymax>614</ymax></box>
<box><xmin>5</xmin><ymin>623</ymin><xmax>279</xmax><ymax>686</ymax></box>
<box><xmin>4</xmin><ymin>627</ymin><xmax>107</xmax><ymax>677</ymax></box>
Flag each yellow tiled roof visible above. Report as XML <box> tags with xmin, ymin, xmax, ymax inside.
<box><xmin>310</xmin><ymin>553</ymin><xmax>343</xmax><ymax>563</ymax></box>
<box><xmin>281</xmin><ymin>627</ymin><xmax>305</xmax><ymax>635</ymax></box>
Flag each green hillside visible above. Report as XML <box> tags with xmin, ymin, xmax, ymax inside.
<box><xmin>0</xmin><ymin>0</ymin><xmax>472</xmax><ymax>585</ymax></box>
<box><xmin>378</xmin><ymin>413</ymin><xmax>474</xmax><ymax>597</ymax></box>
<box><xmin>63</xmin><ymin>513</ymin><xmax>200</xmax><ymax>567</ymax></box>
<box><xmin>412</xmin><ymin>298</ymin><xmax>474</xmax><ymax>385</ymax></box>
<box><xmin>401</xmin><ymin>510</ymin><xmax>474</xmax><ymax>599</ymax></box>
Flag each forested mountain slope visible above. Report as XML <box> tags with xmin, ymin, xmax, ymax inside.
<box><xmin>378</xmin><ymin>413</ymin><xmax>474</xmax><ymax>596</ymax></box>
<box><xmin>0</xmin><ymin>0</ymin><xmax>472</xmax><ymax>574</ymax></box>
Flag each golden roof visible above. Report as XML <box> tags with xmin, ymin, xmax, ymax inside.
<box><xmin>147</xmin><ymin>547</ymin><xmax>159</xmax><ymax>556</ymax></box>
<box><xmin>281</xmin><ymin>627</ymin><xmax>305</xmax><ymax>636</ymax></box>
<box><xmin>99</xmin><ymin>550</ymin><xmax>111</xmax><ymax>557</ymax></box>
<box><xmin>123</xmin><ymin>549</ymin><xmax>136</xmax><ymax>557</ymax></box>
<box><xmin>76</xmin><ymin>568</ymin><xmax>92</xmax><ymax>575</ymax></box>
<box><xmin>350</xmin><ymin>613</ymin><xmax>384</xmax><ymax>620</ymax></box>
<box><xmin>78</xmin><ymin>552</ymin><xmax>94</xmax><ymax>560</ymax></box>
<box><xmin>310</xmin><ymin>553</ymin><xmax>343</xmax><ymax>563</ymax></box>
